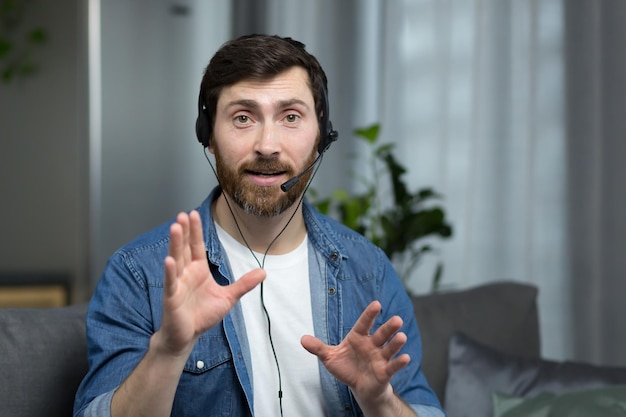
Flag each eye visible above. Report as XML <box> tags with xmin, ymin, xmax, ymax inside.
<box><xmin>235</xmin><ymin>115</ymin><xmax>250</xmax><ymax>124</ymax></box>
<box><xmin>284</xmin><ymin>114</ymin><xmax>300</xmax><ymax>123</ymax></box>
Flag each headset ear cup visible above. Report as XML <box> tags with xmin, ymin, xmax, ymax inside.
<box><xmin>196</xmin><ymin>91</ymin><xmax>212</xmax><ymax>148</ymax></box>
<box><xmin>317</xmin><ymin>85</ymin><xmax>338</xmax><ymax>154</ymax></box>
<box><xmin>318</xmin><ymin>120</ymin><xmax>338</xmax><ymax>154</ymax></box>
<box><xmin>327</xmin><ymin>120</ymin><xmax>338</xmax><ymax>145</ymax></box>
<box><xmin>195</xmin><ymin>111</ymin><xmax>211</xmax><ymax>148</ymax></box>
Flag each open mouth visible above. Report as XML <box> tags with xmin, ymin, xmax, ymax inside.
<box><xmin>246</xmin><ymin>169</ymin><xmax>287</xmax><ymax>177</ymax></box>
<box><xmin>245</xmin><ymin>167</ymin><xmax>287</xmax><ymax>178</ymax></box>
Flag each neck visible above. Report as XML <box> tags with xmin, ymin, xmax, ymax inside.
<box><xmin>213</xmin><ymin>191</ymin><xmax>307</xmax><ymax>255</ymax></box>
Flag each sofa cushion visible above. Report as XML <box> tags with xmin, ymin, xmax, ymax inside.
<box><xmin>492</xmin><ymin>386</ymin><xmax>626</xmax><ymax>417</ymax></box>
<box><xmin>0</xmin><ymin>303</ymin><xmax>89</xmax><ymax>417</ymax></box>
<box><xmin>445</xmin><ymin>332</ymin><xmax>626</xmax><ymax>417</ymax></box>
<box><xmin>411</xmin><ymin>281</ymin><xmax>540</xmax><ymax>403</ymax></box>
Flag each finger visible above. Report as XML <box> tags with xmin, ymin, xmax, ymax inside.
<box><xmin>169</xmin><ymin>222</ymin><xmax>184</xmax><ymax>276</ymax></box>
<box><xmin>300</xmin><ymin>335</ymin><xmax>327</xmax><ymax>357</ymax></box>
<box><xmin>163</xmin><ymin>255</ymin><xmax>178</xmax><ymax>298</ymax></box>
<box><xmin>227</xmin><ymin>268</ymin><xmax>266</xmax><ymax>301</ymax></box>
<box><xmin>188</xmin><ymin>210</ymin><xmax>206</xmax><ymax>261</ymax></box>
<box><xmin>381</xmin><ymin>331</ymin><xmax>407</xmax><ymax>360</ymax></box>
<box><xmin>371</xmin><ymin>315</ymin><xmax>404</xmax><ymax>347</ymax></box>
<box><xmin>178</xmin><ymin>212</ymin><xmax>192</xmax><ymax>265</ymax></box>
<box><xmin>351</xmin><ymin>301</ymin><xmax>382</xmax><ymax>336</ymax></box>
<box><xmin>385</xmin><ymin>353</ymin><xmax>411</xmax><ymax>377</ymax></box>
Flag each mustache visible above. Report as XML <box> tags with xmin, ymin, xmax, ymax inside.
<box><xmin>239</xmin><ymin>157</ymin><xmax>293</xmax><ymax>175</ymax></box>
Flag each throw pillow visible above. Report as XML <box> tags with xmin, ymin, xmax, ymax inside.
<box><xmin>445</xmin><ymin>332</ymin><xmax>626</xmax><ymax>417</ymax></box>
<box><xmin>492</xmin><ymin>385</ymin><xmax>626</xmax><ymax>417</ymax></box>
<box><xmin>411</xmin><ymin>281</ymin><xmax>540</xmax><ymax>402</ymax></box>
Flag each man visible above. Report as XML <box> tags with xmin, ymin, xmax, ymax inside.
<box><xmin>74</xmin><ymin>34</ymin><xmax>444</xmax><ymax>417</ymax></box>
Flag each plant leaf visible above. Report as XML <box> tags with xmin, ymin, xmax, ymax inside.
<box><xmin>354</xmin><ymin>124</ymin><xmax>380</xmax><ymax>144</ymax></box>
<box><xmin>431</xmin><ymin>262</ymin><xmax>444</xmax><ymax>292</ymax></box>
<box><xmin>379</xmin><ymin>150</ymin><xmax>409</xmax><ymax>204</ymax></box>
<box><xmin>2</xmin><ymin>66</ymin><xmax>14</xmax><ymax>82</ymax></box>
<box><xmin>0</xmin><ymin>38</ymin><xmax>11</xmax><ymax>59</ymax></box>
<box><xmin>28</xmin><ymin>27</ymin><xmax>47</xmax><ymax>44</ymax></box>
<box><xmin>315</xmin><ymin>199</ymin><xmax>330</xmax><ymax>215</ymax></box>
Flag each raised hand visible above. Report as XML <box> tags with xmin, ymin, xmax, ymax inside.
<box><xmin>157</xmin><ymin>210</ymin><xmax>265</xmax><ymax>356</ymax></box>
<box><xmin>301</xmin><ymin>301</ymin><xmax>412</xmax><ymax>413</ymax></box>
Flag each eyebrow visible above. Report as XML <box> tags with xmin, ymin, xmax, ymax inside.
<box><xmin>224</xmin><ymin>98</ymin><xmax>311</xmax><ymax>111</ymax></box>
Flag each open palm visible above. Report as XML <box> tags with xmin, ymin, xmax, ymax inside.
<box><xmin>158</xmin><ymin>210</ymin><xmax>265</xmax><ymax>356</ymax></box>
<box><xmin>301</xmin><ymin>301</ymin><xmax>411</xmax><ymax>402</ymax></box>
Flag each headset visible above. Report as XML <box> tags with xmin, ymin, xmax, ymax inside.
<box><xmin>195</xmin><ymin>81</ymin><xmax>338</xmax><ymax>155</ymax></box>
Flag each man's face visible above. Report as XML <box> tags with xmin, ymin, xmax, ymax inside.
<box><xmin>210</xmin><ymin>66</ymin><xmax>319</xmax><ymax>217</ymax></box>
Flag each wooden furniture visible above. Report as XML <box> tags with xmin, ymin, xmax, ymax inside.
<box><xmin>0</xmin><ymin>272</ymin><xmax>71</xmax><ymax>308</ymax></box>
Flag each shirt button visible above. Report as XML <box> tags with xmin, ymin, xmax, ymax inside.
<box><xmin>328</xmin><ymin>287</ymin><xmax>336</xmax><ymax>295</ymax></box>
<box><xmin>196</xmin><ymin>360</ymin><xmax>205</xmax><ymax>369</ymax></box>
<box><xmin>330</xmin><ymin>252</ymin><xmax>338</xmax><ymax>261</ymax></box>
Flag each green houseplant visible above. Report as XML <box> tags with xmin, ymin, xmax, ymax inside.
<box><xmin>312</xmin><ymin>123</ymin><xmax>453</xmax><ymax>293</ymax></box>
<box><xmin>0</xmin><ymin>0</ymin><xmax>47</xmax><ymax>83</ymax></box>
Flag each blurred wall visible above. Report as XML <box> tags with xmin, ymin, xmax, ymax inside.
<box><xmin>0</xmin><ymin>0</ymin><xmax>89</xmax><ymax>300</ymax></box>
<box><xmin>0</xmin><ymin>0</ymin><xmax>232</xmax><ymax>300</ymax></box>
<box><xmin>93</xmin><ymin>0</ymin><xmax>230</xmax><ymax>286</ymax></box>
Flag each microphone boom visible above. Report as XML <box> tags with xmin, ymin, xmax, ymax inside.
<box><xmin>280</xmin><ymin>153</ymin><xmax>322</xmax><ymax>192</ymax></box>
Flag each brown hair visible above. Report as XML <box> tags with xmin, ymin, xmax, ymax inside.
<box><xmin>199</xmin><ymin>34</ymin><xmax>329</xmax><ymax>137</ymax></box>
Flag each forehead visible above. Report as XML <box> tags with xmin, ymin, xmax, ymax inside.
<box><xmin>217</xmin><ymin>66</ymin><xmax>315</xmax><ymax>108</ymax></box>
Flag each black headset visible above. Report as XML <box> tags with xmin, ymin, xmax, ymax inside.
<box><xmin>195</xmin><ymin>82</ymin><xmax>338</xmax><ymax>155</ymax></box>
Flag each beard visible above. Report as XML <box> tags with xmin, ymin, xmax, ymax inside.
<box><xmin>214</xmin><ymin>146</ymin><xmax>317</xmax><ymax>218</ymax></box>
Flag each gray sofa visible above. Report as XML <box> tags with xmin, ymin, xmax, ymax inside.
<box><xmin>2</xmin><ymin>281</ymin><xmax>624</xmax><ymax>417</ymax></box>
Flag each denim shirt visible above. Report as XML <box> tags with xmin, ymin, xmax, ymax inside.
<box><xmin>74</xmin><ymin>188</ymin><xmax>444</xmax><ymax>417</ymax></box>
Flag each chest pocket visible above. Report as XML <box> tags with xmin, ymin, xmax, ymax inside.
<box><xmin>183</xmin><ymin>326</ymin><xmax>232</xmax><ymax>374</ymax></box>
<box><xmin>175</xmin><ymin>326</ymin><xmax>246</xmax><ymax>416</ymax></box>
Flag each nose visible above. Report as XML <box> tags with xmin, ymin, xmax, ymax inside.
<box><xmin>254</xmin><ymin>122</ymin><xmax>281</xmax><ymax>157</ymax></box>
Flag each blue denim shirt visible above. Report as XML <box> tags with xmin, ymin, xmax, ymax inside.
<box><xmin>74</xmin><ymin>188</ymin><xmax>444</xmax><ymax>417</ymax></box>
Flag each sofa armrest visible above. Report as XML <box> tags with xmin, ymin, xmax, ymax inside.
<box><xmin>0</xmin><ymin>303</ymin><xmax>89</xmax><ymax>417</ymax></box>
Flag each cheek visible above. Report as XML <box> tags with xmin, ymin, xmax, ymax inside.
<box><xmin>212</xmin><ymin>133</ymin><xmax>247</xmax><ymax>161</ymax></box>
<box><xmin>295</xmin><ymin>125</ymin><xmax>320</xmax><ymax>155</ymax></box>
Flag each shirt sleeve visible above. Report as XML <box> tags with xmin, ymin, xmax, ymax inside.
<box><xmin>73</xmin><ymin>248</ymin><xmax>159</xmax><ymax>416</ymax></box>
<box><xmin>81</xmin><ymin>390</ymin><xmax>115</xmax><ymax>417</ymax></box>
<box><xmin>411</xmin><ymin>404</ymin><xmax>448</xmax><ymax>417</ymax></box>
<box><xmin>374</xmin><ymin>257</ymin><xmax>443</xmax><ymax>410</ymax></box>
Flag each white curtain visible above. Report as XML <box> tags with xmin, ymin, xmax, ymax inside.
<box><xmin>565</xmin><ymin>1</ymin><xmax>626</xmax><ymax>368</ymax></box>
<box><xmin>380</xmin><ymin>0</ymin><xmax>567</xmax><ymax>361</ymax></box>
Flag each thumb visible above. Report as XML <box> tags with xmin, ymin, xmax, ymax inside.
<box><xmin>301</xmin><ymin>335</ymin><xmax>326</xmax><ymax>357</ymax></box>
<box><xmin>230</xmin><ymin>268</ymin><xmax>266</xmax><ymax>300</ymax></box>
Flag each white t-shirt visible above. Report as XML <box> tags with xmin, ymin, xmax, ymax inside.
<box><xmin>216</xmin><ymin>224</ymin><xmax>326</xmax><ymax>417</ymax></box>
